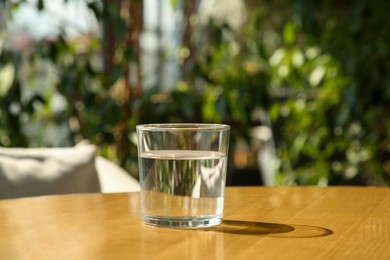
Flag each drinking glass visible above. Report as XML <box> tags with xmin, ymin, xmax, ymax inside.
<box><xmin>136</xmin><ymin>123</ymin><xmax>230</xmax><ymax>228</ymax></box>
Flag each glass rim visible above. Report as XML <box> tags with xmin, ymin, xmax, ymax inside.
<box><xmin>136</xmin><ymin>123</ymin><xmax>230</xmax><ymax>131</ymax></box>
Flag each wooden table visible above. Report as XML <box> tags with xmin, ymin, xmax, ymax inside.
<box><xmin>1</xmin><ymin>186</ymin><xmax>389</xmax><ymax>259</ymax></box>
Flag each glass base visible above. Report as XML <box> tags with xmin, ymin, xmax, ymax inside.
<box><xmin>143</xmin><ymin>214</ymin><xmax>222</xmax><ymax>228</ymax></box>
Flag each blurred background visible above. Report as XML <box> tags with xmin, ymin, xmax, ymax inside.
<box><xmin>1</xmin><ymin>0</ymin><xmax>389</xmax><ymax>186</ymax></box>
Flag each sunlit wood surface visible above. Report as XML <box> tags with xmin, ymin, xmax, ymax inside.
<box><xmin>1</xmin><ymin>186</ymin><xmax>389</xmax><ymax>259</ymax></box>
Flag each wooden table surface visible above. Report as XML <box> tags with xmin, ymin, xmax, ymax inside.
<box><xmin>0</xmin><ymin>186</ymin><xmax>389</xmax><ymax>259</ymax></box>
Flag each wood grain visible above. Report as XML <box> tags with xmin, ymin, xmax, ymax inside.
<box><xmin>0</xmin><ymin>187</ymin><xmax>389</xmax><ymax>259</ymax></box>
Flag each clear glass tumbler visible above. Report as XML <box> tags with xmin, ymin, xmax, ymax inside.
<box><xmin>136</xmin><ymin>123</ymin><xmax>230</xmax><ymax>228</ymax></box>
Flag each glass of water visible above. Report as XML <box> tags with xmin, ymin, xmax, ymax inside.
<box><xmin>136</xmin><ymin>123</ymin><xmax>230</xmax><ymax>228</ymax></box>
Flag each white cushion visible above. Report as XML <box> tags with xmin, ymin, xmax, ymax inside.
<box><xmin>96</xmin><ymin>156</ymin><xmax>140</xmax><ymax>193</ymax></box>
<box><xmin>0</xmin><ymin>145</ymin><xmax>101</xmax><ymax>199</ymax></box>
<box><xmin>0</xmin><ymin>143</ymin><xmax>141</xmax><ymax>199</ymax></box>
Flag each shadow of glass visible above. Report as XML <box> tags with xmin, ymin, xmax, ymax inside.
<box><xmin>203</xmin><ymin>220</ymin><xmax>333</xmax><ymax>238</ymax></box>
<box><xmin>203</xmin><ymin>220</ymin><xmax>294</xmax><ymax>236</ymax></box>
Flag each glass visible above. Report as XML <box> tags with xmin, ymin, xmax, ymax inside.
<box><xmin>136</xmin><ymin>123</ymin><xmax>230</xmax><ymax>228</ymax></box>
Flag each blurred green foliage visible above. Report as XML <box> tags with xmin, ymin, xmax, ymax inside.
<box><xmin>267</xmin><ymin>0</ymin><xmax>390</xmax><ymax>185</ymax></box>
<box><xmin>0</xmin><ymin>0</ymin><xmax>389</xmax><ymax>185</ymax></box>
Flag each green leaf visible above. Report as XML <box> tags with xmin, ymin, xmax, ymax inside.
<box><xmin>87</xmin><ymin>1</ymin><xmax>103</xmax><ymax>20</ymax></box>
<box><xmin>170</xmin><ymin>0</ymin><xmax>179</xmax><ymax>9</ymax></box>
<box><xmin>37</xmin><ymin>0</ymin><xmax>44</xmax><ymax>11</ymax></box>
<box><xmin>283</xmin><ymin>22</ymin><xmax>296</xmax><ymax>45</ymax></box>
<box><xmin>0</xmin><ymin>63</ymin><xmax>15</xmax><ymax>97</ymax></box>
